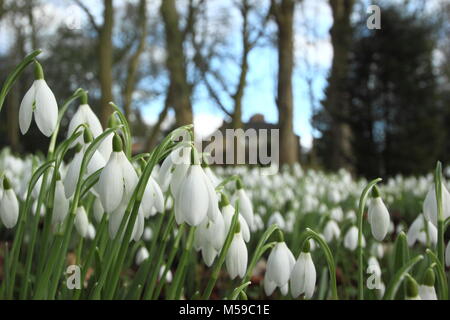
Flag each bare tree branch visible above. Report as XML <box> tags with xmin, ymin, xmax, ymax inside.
<box><xmin>73</xmin><ymin>0</ymin><xmax>100</xmax><ymax>33</ymax></box>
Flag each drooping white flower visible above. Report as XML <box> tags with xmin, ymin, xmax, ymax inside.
<box><xmin>52</xmin><ymin>175</ymin><xmax>69</xmax><ymax>225</ymax></box>
<box><xmin>108</xmin><ymin>200</ymin><xmax>145</xmax><ymax>242</ymax></box>
<box><xmin>226</xmin><ymin>232</ymin><xmax>247</xmax><ymax>279</ymax></box>
<box><xmin>423</xmin><ymin>183</ymin><xmax>450</xmax><ymax>226</ymax></box>
<box><xmin>93</xmin><ymin>197</ymin><xmax>104</xmax><ymax>223</ymax></box>
<box><xmin>195</xmin><ymin>214</ymin><xmax>226</xmax><ymax>267</ymax></box>
<box><xmin>290</xmin><ymin>242</ymin><xmax>316</xmax><ymax>299</ymax></box>
<box><xmin>174</xmin><ymin>151</ymin><xmax>219</xmax><ymax>226</ymax></box>
<box><xmin>97</xmin><ymin>134</ymin><xmax>138</xmax><ymax>213</ymax></box>
<box><xmin>135</xmin><ymin>247</ymin><xmax>150</xmax><ymax>266</ymax></box>
<box><xmin>87</xmin><ymin>223</ymin><xmax>96</xmax><ymax>240</ymax></box>
<box><xmin>64</xmin><ymin>135</ymin><xmax>106</xmax><ymax>199</ymax></box>
<box><xmin>19</xmin><ymin>62</ymin><xmax>58</xmax><ymax>137</ymax></box>
<box><xmin>0</xmin><ymin>177</ymin><xmax>19</xmax><ymax>228</ymax></box>
<box><xmin>234</xmin><ymin>180</ymin><xmax>254</xmax><ymax>229</ymax></box>
<box><xmin>222</xmin><ymin>199</ymin><xmax>250</xmax><ymax>242</ymax></box>
<box><xmin>368</xmin><ymin>196</ymin><xmax>390</xmax><ymax>241</ymax></box>
<box><xmin>323</xmin><ymin>219</ymin><xmax>340</xmax><ymax>242</ymax></box>
<box><xmin>74</xmin><ymin>206</ymin><xmax>89</xmax><ymax>238</ymax></box>
<box><xmin>264</xmin><ymin>242</ymin><xmax>295</xmax><ymax>296</ymax></box>
<box><xmin>418</xmin><ymin>268</ymin><xmax>437</xmax><ymax>300</ymax></box>
<box><xmin>267</xmin><ymin>212</ymin><xmax>286</xmax><ymax>230</ymax></box>
<box><xmin>67</xmin><ymin>100</ymin><xmax>103</xmax><ymax>147</ymax></box>
<box><xmin>344</xmin><ymin>226</ymin><xmax>365</xmax><ymax>251</ymax></box>
<box><xmin>407</xmin><ymin>214</ymin><xmax>437</xmax><ymax>247</ymax></box>
<box><xmin>142</xmin><ymin>176</ymin><xmax>165</xmax><ymax>218</ymax></box>
<box><xmin>368</xmin><ymin>256</ymin><xmax>381</xmax><ymax>278</ymax></box>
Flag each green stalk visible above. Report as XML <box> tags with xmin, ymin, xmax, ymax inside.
<box><xmin>434</xmin><ymin>162</ymin><xmax>446</xmax><ymax>273</ymax></box>
<box><xmin>168</xmin><ymin>226</ymin><xmax>197</xmax><ymax>299</ymax></box>
<box><xmin>357</xmin><ymin>178</ymin><xmax>382</xmax><ymax>300</ymax></box>
<box><xmin>152</xmin><ymin>224</ymin><xmax>186</xmax><ymax>299</ymax></box>
<box><xmin>202</xmin><ymin>202</ymin><xmax>240</xmax><ymax>299</ymax></box>
<box><xmin>383</xmin><ymin>255</ymin><xmax>424</xmax><ymax>300</ymax></box>
<box><xmin>0</xmin><ymin>50</ymin><xmax>42</xmax><ymax>111</ymax></box>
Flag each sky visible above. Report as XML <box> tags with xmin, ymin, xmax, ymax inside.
<box><xmin>0</xmin><ymin>0</ymin><xmax>334</xmax><ymax>149</ymax></box>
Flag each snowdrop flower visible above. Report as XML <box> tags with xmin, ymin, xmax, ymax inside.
<box><xmin>323</xmin><ymin>219</ymin><xmax>340</xmax><ymax>243</ymax></box>
<box><xmin>19</xmin><ymin>61</ymin><xmax>58</xmax><ymax>137</ymax></box>
<box><xmin>87</xmin><ymin>223</ymin><xmax>96</xmax><ymax>240</ymax></box>
<box><xmin>98</xmin><ymin>134</ymin><xmax>138</xmax><ymax>213</ymax></box>
<box><xmin>141</xmin><ymin>176</ymin><xmax>165</xmax><ymax>218</ymax></box>
<box><xmin>368</xmin><ymin>188</ymin><xmax>390</xmax><ymax>241</ymax></box>
<box><xmin>204</xmin><ymin>165</ymin><xmax>220</xmax><ymax>187</ymax></box>
<box><xmin>371</xmin><ymin>243</ymin><xmax>384</xmax><ymax>259</ymax></box>
<box><xmin>159</xmin><ymin>265</ymin><xmax>173</xmax><ymax>283</ymax></box>
<box><xmin>93</xmin><ymin>197</ymin><xmax>104</xmax><ymax>223</ymax></box>
<box><xmin>221</xmin><ymin>195</ymin><xmax>250</xmax><ymax>243</ymax></box>
<box><xmin>407</xmin><ymin>214</ymin><xmax>437</xmax><ymax>247</ymax></box>
<box><xmin>64</xmin><ymin>130</ymin><xmax>106</xmax><ymax>199</ymax></box>
<box><xmin>52</xmin><ymin>173</ymin><xmax>69</xmax><ymax>225</ymax></box>
<box><xmin>74</xmin><ymin>206</ymin><xmax>89</xmax><ymax>238</ymax></box>
<box><xmin>234</xmin><ymin>180</ymin><xmax>254</xmax><ymax>229</ymax></box>
<box><xmin>264</xmin><ymin>241</ymin><xmax>295</xmax><ymax>296</ymax></box>
<box><xmin>143</xmin><ymin>227</ymin><xmax>153</xmax><ymax>241</ymax></box>
<box><xmin>67</xmin><ymin>92</ymin><xmax>103</xmax><ymax>147</ymax></box>
<box><xmin>0</xmin><ymin>176</ymin><xmax>19</xmax><ymax>228</ymax></box>
<box><xmin>418</xmin><ymin>268</ymin><xmax>437</xmax><ymax>300</ymax></box>
<box><xmin>423</xmin><ymin>183</ymin><xmax>450</xmax><ymax>226</ymax></box>
<box><xmin>290</xmin><ymin>241</ymin><xmax>316</xmax><ymax>299</ymax></box>
<box><xmin>135</xmin><ymin>247</ymin><xmax>150</xmax><ymax>266</ymax></box>
<box><xmin>174</xmin><ymin>149</ymin><xmax>219</xmax><ymax>226</ymax></box>
<box><xmin>158</xmin><ymin>145</ymin><xmax>190</xmax><ymax>194</ymax></box>
<box><xmin>368</xmin><ymin>256</ymin><xmax>381</xmax><ymax>278</ymax></box>
<box><xmin>344</xmin><ymin>226</ymin><xmax>365</xmax><ymax>251</ymax></box>
<box><xmin>267</xmin><ymin>212</ymin><xmax>285</xmax><ymax>230</ymax></box>
<box><xmin>195</xmin><ymin>214</ymin><xmax>226</xmax><ymax>267</ymax></box>
<box><xmin>226</xmin><ymin>227</ymin><xmax>248</xmax><ymax>280</ymax></box>
<box><xmin>405</xmin><ymin>275</ymin><xmax>421</xmax><ymax>300</ymax></box>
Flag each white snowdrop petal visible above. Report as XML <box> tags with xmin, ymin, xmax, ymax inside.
<box><xmin>98</xmin><ymin>152</ymin><xmax>124</xmax><ymax>213</ymax></box>
<box><xmin>18</xmin><ymin>83</ymin><xmax>35</xmax><ymax>135</ymax></box>
<box><xmin>34</xmin><ymin>80</ymin><xmax>58</xmax><ymax>137</ymax></box>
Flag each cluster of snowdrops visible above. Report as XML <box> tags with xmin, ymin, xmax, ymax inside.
<box><xmin>0</xmin><ymin>50</ymin><xmax>449</xmax><ymax>300</ymax></box>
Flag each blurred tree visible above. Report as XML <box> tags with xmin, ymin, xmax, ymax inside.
<box><xmin>75</xmin><ymin>0</ymin><xmax>114</xmax><ymax>127</ymax></box>
<box><xmin>317</xmin><ymin>0</ymin><xmax>355</xmax><ymax>172</ymax></box>
<box><xmin>270</xmin><ymin>0</ymin><xmax>299</xmax><ymax>165</ymax></box>
<box><xmin>160</xmin><ymin>0</ymin><xmax>193</xmax><ymax>127</ymax></box>
<box><xmin>194</xmin><ymin>0</ymin><xmax>270</xmax><ymax>130</ymax></box>
<box><xmin>315</xmin><ymin>5</ymin><xmax>442</xmax><ymax>177</ymax></box>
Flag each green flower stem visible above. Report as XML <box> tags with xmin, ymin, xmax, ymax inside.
<box><xmin>241</xmin><ymin>224</ymin><xmax>281</xmax><ymax>285</ymax></box>
<box><xmin>5</xmin><ymin>160</ymin><xmax>55</xmax><ymax>299</ymax></box>
<box><xmin>152</xmin><ymin>224</ymin><xmax>186</xmax><ymax>299</ymax></box>
<box><xmin>142</xmin><ymin>212</ymin><xmax>176</xmax><ymax>299</ymax></box>
<box><xmin>357</xmin><ymin>178</ymin><xmax>382</xmax><ymax>300</ymax></box>
<box><xmin>434</xmin><ymin>162</ymin><xmax>446</xmax><ymax>276</ymax></box>
<box><xmin>202</xmin><ymin>202</ymin><xmax>240</xmax><ymax>300</ymax></box>
<box><xmin>229</xmin><ymin>281</ymin><xmax>252</xmax><ymax>300</ymax></box>
<box><xmin>383</xmin><ymin>254</ymin><xmax>424</xmax><ymax>300</ymax></box>
<box><xmin>298</xmin><ymin>228</ymin><xmax>339</xmax><ymax>300</ymax></box>
<box><xmin>168</xmin><ymin>226</ymin><xmax>197</xmax><ymax>299</ymax></box>
<box><xmin>73</xmin><ymin>214</ymin><xmax>108</xmax><ymax>300</ymax></box>
<box><xmin>0</xmin><ymin>49</ymin><xmax>42</xmax><ymax>111</ymax></box>
<box><xmin>110</xmin><ymin>102</ymin><xmax>132</xmax><ymax>158</ymax></box>
<box><xmin>425</xmin><ymin>249</ymin><xmax>448</xmax><ymax>300</ymax></box>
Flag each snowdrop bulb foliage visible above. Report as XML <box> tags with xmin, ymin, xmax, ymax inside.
<box><xmin>368</xmin><ymin>194</ymin><xmax>390</xmax><ymax>241</ymax></box>
<box><xmin>98</xmin><ymin>134</ymin><xmax>138</xmax><ymax>213</ymax></box>
<box><xmin>290</xmin><ymin>242</ymin><xmax>316</xmax><ymax>299</ymax></box>
<box><xmin>226</xmin><ymin>231</ymin><xmax>248</xmax><ymax>279</ymax></box>
<box><xmin>423</xmin><ymin>183</ymin><xmax>450</xmax><ymax>226</ymax></box>
<box><xmin>74</xmin><ymin>206</ymin><xmax>89</xmax><ymax>238</ymax></box>
<box><xmin>235</xmin><ymin>180</ymin><xmax>254</xmax><ymax>229</ymax></box>
<box><xmin>0</xmin><ymin>177</ymin><xmax>19</xmax><ymax>228</ymax></box>
<box><xmin>19</xmin><ymin>61</ymin><xmax>58</xmax><ymax>137</ymax></box>
<box><xmin>264</xmin><ymin>242</ymin><xmax>295</xmax><ymax>296</ymax></box>
<box><xmin>323</xmin><ymin>219</ymin><xmax>340</xmax><ymax>242</ymax></box>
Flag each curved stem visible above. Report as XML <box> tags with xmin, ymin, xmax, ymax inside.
<box><xmin>357</xmin><ymin>178</ymin><xmax>382</xmax><ymax>300</ymax></box>
<box><xmin>425</xmin><ymin>249</ymin><xmax>448</xmax><ymax>300</ymax></box>
<box><xmin>298</xmin><ymin>228</ymin><xmax>339</xmax><ymax>300</ymax></box>
<box><xmin>383</xmin><ymin>255</ymin><xmax>424</xmax><ymax>300</ymax></box>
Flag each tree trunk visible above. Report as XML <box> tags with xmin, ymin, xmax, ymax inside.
<box><xmin>99</xmin><ymin>0</ymin><xmax>114</xmax><ymax>127</ymax></box>
<box><xmin>272</xmin><ymin>0</ymin><xmax>298</xmax><ymax>165</ymax></box>
<box><xmin>326</xmin><ymin>0</ymin><xmax>355</xmax><ymax>171</ymax></box>
<box><xmin>123</xmin><ymin>0</ymin><xmax>147</xmax><ymax>121</ymax></box>
<box><xmin>160</xmin><ymin>0</ymin><xmax>193</xmax><ymax>127</ymax></box>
